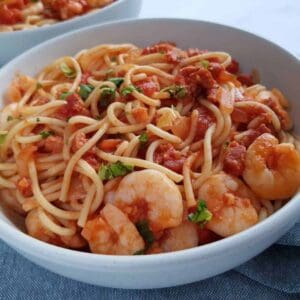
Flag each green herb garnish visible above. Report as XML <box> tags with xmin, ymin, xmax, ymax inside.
<box><xmin>135</xmin><ymin>220</ymin><xmax>154</xmax><ymax>247</ymax></box>
<box><xmin>163</xmin><ymin>85</ymin><xmax>187</xmax><ymax>99</ymax></box>
<box><xmin>39</xmin><ymin>131</ymin><xmax>54</xmax><ymax>139</ymax></box>
<box><xmin>36</xmin><ymin>117</ymin><xmax>40</xmax><ymax>122</ymax></box>
<box><xmin>188</xmin><ymin>200</ymin><xmax>212</xmax><ymax>227</ymax></box>
<box><xmin>79</xmin><ymin>84</ymin><xmax>94</xmax><ymax>100</ymax></box>
<box><xmin>98</xmin><ymin>161</ymin><xmax>134</xmax><ymax>180</ymax></box>
<box><xmin>60</xmin><ymin>62</ymin><xmax>76</xmax><ymax>79</ymax></box>
<box><xmin>0</xmin><ymin>133</ymin><xmax>7</xmax><ymax>145</ymax></box>
<box><xmin>60</xmin><ymin>92</ymin><xmax>73</xmax><ymax>100</ymax></box>
<box><xmin>99</xmin><ymin>87</ymin><xmax>116</xmax><ymax>108</ymax></box>
<box><xmin>7</xmin><ymin>116</ymin><xmax>13</xmax><ymax>122</ymax></box>
<box><xmin>139</xmin><ymin>131</ymin><xmax>148</xmax><ymax>146</ymax></box>
<box><xmin>109</xmin><ymin>77</ymin><xmax>124</xmax><ymax>88</ymax></box>
<box><xmin>201</xmin><ymin>60</ymin><xmax>210</xmax><ymax>69</ymax></box>
<box><xmin>121</xmin><ymin>85</ymin><xmax>142</xmax><ymax>96</ymax></box>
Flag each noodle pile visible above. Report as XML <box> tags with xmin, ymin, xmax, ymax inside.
<box><xmin>0</xmin><ymin>0</ymin><xmax>115</xmax><ymax>32</ymax></box>
<box><xmin>0</xmin><ymin>42</ymin><xmax>299</xmax><ymax>255</ymax></box>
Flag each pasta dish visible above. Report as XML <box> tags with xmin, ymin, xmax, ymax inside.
<box><xmin>0</xmin><ymin>0</ymin><xmax>115</xmax><ymax>32</ymax></box>
<box><xmin>0</xmin><ymin>42</ymin><xmax>299</xmax><ymax>255</ymax></box>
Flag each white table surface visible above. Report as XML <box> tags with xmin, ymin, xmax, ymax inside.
<box><xmin>140</xmin><ymin>0</ymin><xmax>300</xmax><ymax>57</ymax></box>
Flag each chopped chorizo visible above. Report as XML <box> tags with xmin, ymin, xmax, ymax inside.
<box><xmin>142</xmin><ymin>42</ymin><xmax>187</xmax><ymax>63</ymax></box>
<box><xmin>223</xmin><ymin>141</ymin><xmax>246</xmax><ymax>176</ymax></box>
<box><xmin>154</xmin><ymin>143</ymin><xmax>187</xmax><ymax>173</ymax></box>
<box><xmin>237</xmin><ymin>124</ymin><xmax>271</xmax><ymax>147</ymax></box>
<box><xmin>56</xmin><ymin>93</ymin><xmax>90</xmax><ymax>120</ymax></box>
<box><xmin>180</xmin><ymin>66</ymin><xmax>216</xmax><ymax>89</ymax></box>
<box><xmin>43</xmin><ymin>136</ymin><xmax>64</xmax><ymax>153</ymax></box>
<box><xmin>195</xmin><ymin>106</ymin><xmax>215</xmax><ymax>140</ymax></box>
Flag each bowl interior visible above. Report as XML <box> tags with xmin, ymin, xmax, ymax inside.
<box><xmin>0</xmin><ymin>18</ymin><xmax>299</xmax><ymax>250</ymax></box>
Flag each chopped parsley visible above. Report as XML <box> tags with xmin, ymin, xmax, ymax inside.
<box><xmin>79</xmin><ymin>84</ymin><xmax>94</xmax><ymax>100</ymax></box>
<box><xmin>7</xmin><ymin>116</ymin><xmax>13</xmax><ymax>122</ymax></box>
<box><xmin>98</xmin><ymin>161</ymin><xmax>134</xmax><ymax>180</ymax></box>
<box><xmin>139</xmin><ymin>131</ymin><xmax>149</xmax><ymax>146</ymax></box>
<box><xmin>60</xmin><ymin>92</ymin><xmax>73</xmax><ymax>100</ymax></box>
<box><xmin>36</xmin><ymin>117</ymin><xmax>40</xmax><ymax>122</ymax></box>
<box><xmin>163</xmin><ymin>85</ymin><xmax>187</xmax><ymax>99</ymax></box>
<box><xmin>60</xmin><ymin>62</ymin><xmax>76</xmax><ymax>79</ymax></box>
<box><xmin>108</xmin><ymin>77</ymin><xmax>124</xmax><ymax>88</ymax></box>
<box><xmin>135</xmin><ymin>220</ymin><xmax>154</xmax><ymax>247</ymax></box>
<box><xmin>188</xmin><ymin>200</ymin><xmax>212</xmax><ymax>227</ymax></box>
<box><xmin>39</xmin><ymin>131</ymin><xmax>54</xmax><ymax>139</ymax></box>
<box><xmin>0</xmin><ymin>133</ymin><xmax>7</xmax><ymax>145</ymax></box>
<box><xmin>99</xmin><ymin>87</ymin><xmax>116</xmax><ymax>108</ymax></box>
<box><xmin>121</xmin><ymin>85</ymin><xmax>142</xmax><ymax>96</ymax></box>
<box><xmin>201</xmin><ymin>60</ymin><xmax>210</xmax><ymax>69</ymax></box>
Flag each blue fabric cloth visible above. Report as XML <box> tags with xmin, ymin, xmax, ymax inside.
<box><xmin>0</xmin><ymin>223</ymin><xmax>299</xmax><ymax>299</ymax></box>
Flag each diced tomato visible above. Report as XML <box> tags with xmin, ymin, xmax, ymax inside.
<box><xmin>0</xmin><ymin>5</ymin><xmax>23</xmax><ymax>25</ymax></box>
<box><xmin>56</xmin><ymin>93</ymin><xmax>90</xmax><ymax>120</ymax></box>
<box><xmin>237</xmin><ymin>74</ymin><xmax>253</xmax><ymax>86</ymax></box>
<box><xmin>135</xmin><ymin>76</ymin><xmax>159</xmax><ymax>97</ymax></box>
<box><xmin>223</xmin><ymin>141</ymin><xmax>246</xmax><ymax>177</ymax></box>
<box><xmin>131</xmin><ymin>107</ymin><xmax>149</xmax><ymax>123</ymax></box>
<box><xmin>208</xmin><ymin>62</ymin><xmax>224</xmax><ymax>80</ymax></box>
<box><xmin>71</xmin><ymin>132</ymin><xmax>99</xmax><ymax>169</ymax></box>
<box><xmin>141</xmin><ymin>42</ymin><xmax>187</xmax><ymax>63</ymax></box>
<box><xmin>180</xmin><ymin>66</ymin><xmax>216</xmax><ymax>89</ymax></box>
<box><xmin>142</xmin><ymin>41</ymin><xmax>176</xmax><ymax>55</ymax></box>
<box><xmin>195</xmin><ymin>106</ymin><xmax>215</xmax><ymax>140</ymax></box>
<box><xmin>98</xmin><ymin>139</ymin><xmax>122</xmax><ymax>152</ymax></box>
<box><xmin>43</xmin><ymin>136</ymin><xmax>64</xmax><ymax>153</ymax></box>
<box><xmin>154</xmin><ymin>143</ymin><xmax>187</xmax><ymax>173</ymax></box>
<box><xmin>16</xmin><ymin>176</ymin><xmax>33</xmax><ymax>197</ymax></box>
<box><xmin>226</xmin><ymin>59</ymin><xmax>240</xmax><ymax>74</ymax></box>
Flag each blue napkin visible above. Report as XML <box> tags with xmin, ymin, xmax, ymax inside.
<box><xmin>0</xmin><ymin>223</ymin><xmax>299</xmax><ymax>299</ymax></box>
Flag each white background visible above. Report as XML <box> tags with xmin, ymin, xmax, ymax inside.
<box><xmin>140</xmin><ymin>0</ymin><xmax>300</xmax><ymax>57</ymax></box>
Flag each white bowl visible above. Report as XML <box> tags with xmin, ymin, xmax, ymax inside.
<box><xmin>0</xmin><ymin>0</ymin><xmax>142</xmax><ymax>65</ymax></box>
<box><xmin>0</xmin><ymin>18</ymin><xmax>299</xmax><ymax>289</ymax></box>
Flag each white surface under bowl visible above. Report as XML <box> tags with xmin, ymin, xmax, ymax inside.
<box><xmin>0</xmin><ymin>18</ymin><xmax>300</xmax><ymax>289</ymax></box>
<box><xmin>0</xmin><ymin>0</ymin><xmax>141</xmax><ymax>65</ymax></box>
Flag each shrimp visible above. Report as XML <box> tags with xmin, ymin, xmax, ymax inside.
<box><xmin>81</xmin><ymin>203</ymin><xmax>145</xmax><ymax>255</ymax></box>
<box><xmin>159</xmin><ymin>221</ymin><xmax>199</xmax><ymax>252</ymax></box>
<box><xmin>198</xmin><ymin>173</ymin><xmax>258</xmax><ymax>237</ymax></box>
<box><xmin>243</xmin><ymin>133</ymin><xmax>300</xmax><ymax>200</ymax></box>
<box><xmin>25</xmin><ymin>209</ymin><xmax>86</xmax><ymax>248</ymax></box>
<box><xmin>111</xmin><ymin>170</ymin><xmax>183</xmax><ymax>232</ymax></box>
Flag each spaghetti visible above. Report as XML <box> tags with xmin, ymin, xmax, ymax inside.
<box><xmin>1</xmin><ymin>42</ymin><xmax>300</xmax><ymax>255</ymax></box>
<box><xmin>0</xmin><ymin>0</ymin><xmax>115</xmax><ymax>32</ymax></box>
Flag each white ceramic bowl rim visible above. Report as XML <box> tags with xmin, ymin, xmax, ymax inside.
<box><xmin>0</xmin><ymin>18</ymin><xmax>299</xmax><ymax>269</ymax></box>
<box><xmin>0</xmin><ymin>0</ymin><xmax>125</xmax><ymax>37</ymax></box>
